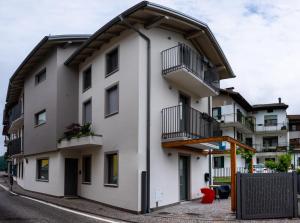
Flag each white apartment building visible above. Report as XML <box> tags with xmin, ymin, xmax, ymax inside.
<box><xmin>2</xmin><ymin>2</ymin><xmax>235</xmax><ymax>213</ymax></box>
<box><xmin>212</xmin><ymin>89</ymin><xmax>289</xmax><ymax>173</ymax></box>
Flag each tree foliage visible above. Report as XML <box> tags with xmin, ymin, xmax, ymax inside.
<box><xmin>265</xmin><ymin>154</ymin><xmax>291</xmax><ymax>172</ymax></box>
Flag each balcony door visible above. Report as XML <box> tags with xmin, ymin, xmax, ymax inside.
<box><xmin>179</xmin><ymin>93</ymin><xmax>190</xmax><ymax>136</ymax></box>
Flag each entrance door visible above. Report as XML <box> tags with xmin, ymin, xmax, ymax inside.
<box><xmin>64</xmin><ymin>158</ymin><xmax>78</xmax><ymax>197</ymax></box>
<box><xmin>179</xmin><ymin>93</ymin><xmax>190</xmax><ymax>135</ymax></box>
<box><xmin>179</xmin><ymin>155</ymin><xmax>189</xmax><ymax>201</ymax></box>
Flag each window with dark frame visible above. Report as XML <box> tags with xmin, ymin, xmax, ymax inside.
<box><xmin>213</xmin><ymin>156</ymin><xmax>224</xmax><ymax>168</ymax></box>
<box><xmin>35</xmin><ymin>110</ymin><xmax>46</xmax><ymax>126</ymax></box>
<box><xmin>83</xmin><ymin>67</ymin><xmax>92</xmax><ymax>92</ymax></box>
<box><xmin>105</xmin><ymin>84</ymin><xmax>119</xmax><ymax>117</ymax></box>
<box><xmin>35</xmin><ymin>69</ymin><xmax>46</xmax><ymax>85</ymax></box>
<box><xmin>83</xmin><ymin>99</ymin><xmax>92</xmax><ymax>124</ymax></box>
<box><xmin>82</xmin><ymin>156</ymin><xmax>92</xmax><ymax>183</ymax></box>
<box><xmin>264</xmin><ymin>115</ymin><xmax>277</xmax><ymax>126</ymax></box>
<box><xmin>37</xmin><ymin>159</ymin><xmax>49</xmax><ymax>181</ymax></box>
<box><xmin>212</xmin><ymin>107</ymin><xmax>221</xmax><ymax>120</ymax></box>
<box><xmin>21</xmin><ymin>161</ymin><xmax>24</xmax><ymax>179</ymax></box>
<box><xmin>263</xmin><ymin>136</ymin><xmax>278</xmax><ymax>147</ymax></box>
<box><xmin>106</xmin><ymin>48</ymin><xmax>119</xmax><ymax>76</ymax></box>
<box><xmin>105</xmin><ymin>153</ymin><xmax>118</xmax><ymax>185</ymax></box>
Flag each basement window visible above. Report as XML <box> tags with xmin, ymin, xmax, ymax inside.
<box><xmin>104</xmin><ymin>152</ymin><xmax>118</xmax><ymax>186</ymax></box>
<box><xmin>37</xmin><ymin>158</ymin><xmax>49</xmax><ymax>181</ymax></box>
<box><xmin>82</xmin><ymin>155</ymin><xmax>92</xmax><ymax>184</ymax></box>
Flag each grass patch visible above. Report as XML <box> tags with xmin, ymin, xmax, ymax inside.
<box><xmin>213</xmin><ymin>177</ymin><xmax>231</xmax><ymax>183</ymax></box>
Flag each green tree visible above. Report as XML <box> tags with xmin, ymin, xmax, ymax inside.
<box><xmin>265</xmin><ymin>154</ymin><xmax>291</xmax><ymax>172</ymax></box>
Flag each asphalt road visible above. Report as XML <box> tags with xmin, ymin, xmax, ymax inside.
<box><xmin>0</xmin><ymin>185</ymin><xmax>116</xmax><ymax>223</ymax></box>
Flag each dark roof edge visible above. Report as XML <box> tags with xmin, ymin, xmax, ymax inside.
<box><xmin>252</xmin><ymin>103</ymin><xmax>289</xmax><ymax>111</ymax></box>
<box><xmin>64</xmin><ymin>1</ymin><xmax>235</xmax><ymax>78</ymax></box>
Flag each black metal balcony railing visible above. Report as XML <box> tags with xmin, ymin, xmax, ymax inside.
<box><xmin>253</xmin><ymin>143</ymin><xmax>288</xmax><ymax>153</ymax></box>
<box><xmin>8</xmin><ymin>103</ymin><xmax>22</xmax><ymax>125</ymax></box>
<box><xmin>7</xmin><ymin>138</ymin><xmax>22</xmax><ymax>156</ymax></box>
<box><xmin>162</xmin><ymin>105</ymin><xmax>221</xmax><ymax>140</ymax></box>
<box><xmin>161</xmin><ymin>44</ymin><xmax>220</xmax><ymax>90</ymax></box>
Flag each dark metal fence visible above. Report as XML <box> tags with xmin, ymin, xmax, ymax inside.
<box><xmin>161</xmin><ymin>105</ymin><xmax>221</xmax><ymax>140</ymax></box>
<box><xmin>7</xmin><ymin>138</ymin><xmax>22</xmax><ymax>156</ymax></box>
<box><xmin>237</xmin><ymin>172</ymin><xmax>298</xmax><ymax>220</ymax></box>
<box><xmin>8</xmin><ymin>102</ymin><xmax>22</xmax><ymax>125</ymax></box>
<box><xmin>161</xmin><ymin>44</ymin><xmax>219</xmax><ymax>90</ymax></box>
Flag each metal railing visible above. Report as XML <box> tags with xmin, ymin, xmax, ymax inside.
<box><xmin>161</xmin><ymin>44</ymin><xmax>220</xmax><ymax>90</ymax></box>
<box><xmin>253</xmin><ymin>143</ymin><xmax>288</xmax><ymax>153</ymax></box>
<box><xmin>255</xmin><ymin>122</ymin><xmax>288</xmax><ymax>132</ymax></box>
<box><xmin>213</xmin><ymin>167</ymin><xmax>248</xmax><ymax>177</ymax></box>
<box><xmin>8</xmin><ymin>103</ymin><xmax>22</xmax><ymax>125</ymax></box>
<box><xmin>7</xmin><ymin>138</ymin><xmax>22</xmax><ymax>156</ymax></box>
<box><xmin>161</xmin><ymin>105</ymin><xmax>221</xmax><ymax>140</ymax></box>
<box><xmin>214</xmin><ymin>113</ymin><xmax>254</xmax><ymax>132</ymax></box>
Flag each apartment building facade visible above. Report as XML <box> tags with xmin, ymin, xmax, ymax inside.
<box><xmin>288</xmin><ymin>115</ymin><xmax>300</xmax><ymax>168</ymax></box>
<box><xmin>2</xmin><ymin>2</ymin><xmax>235</xmax><ymax>213</ymax></box>
<box><xmin>212</xmin><ymin>90</ymin><xmax>289</xmax><ymax>172</ymax></box>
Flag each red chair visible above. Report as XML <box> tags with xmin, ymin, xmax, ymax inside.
<box><xmin>200</xmin><ymin>188</ymin><xmax>215</xmax><ymax>204</ymax></box>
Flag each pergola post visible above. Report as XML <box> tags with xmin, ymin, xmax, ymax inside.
<box><xmin>230</xmin><ymin>142</ymin><xmax>237</xmax><ymax>212</ymax></box>
<box><xmin>250</xmin><ymin>157</ymin><xmax>254</xmax><ymax>174</ymax></box>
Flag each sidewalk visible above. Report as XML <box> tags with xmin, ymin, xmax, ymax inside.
<box><xmin>0</xmin><ymin>173</ymin><xmax>298</xmax><ymax>223</ymax></box>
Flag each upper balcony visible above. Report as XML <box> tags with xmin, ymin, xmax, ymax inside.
<box><xmin>214</xmin><ymin>112</ymin><xmax>254</xmax><ymax>134</ymax></box>
<box><xmin>255</xmin><ymin>122</ymin><xmax>288</xmax><ymax>134</ymax></box>
<box><xmin>7</xmin><ymin>102</ymin><xmax>23</xmax><ymax>134</ymax></box>
<box><xmin>161</xmin><ymin>44</ymin><xmax>219</xmax><ymax>97</ymax></box>
<box><xmin>161</xmin><ymin>105</ymin><xmax>221</xmax><ymax>144</ymax></box>
<box><xmin>7</xmin><ymin>138</ymin><xmax>22</xmax><ymax>156</ymax></box>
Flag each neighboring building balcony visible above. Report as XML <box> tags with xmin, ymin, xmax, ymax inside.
<box><xmin>215</xmin><ymin>112</ymin><xmax>254</xmax><ymax>133</ymax></box>
<box><xmin>253</xmin><ymin>143</ymin><xmax>288</xmax><ymax>153</ymax></box>
<box><xmin>7</xmin><ymin>102</ymin><xmax>23</xmax><ymax>134</ymax></box>
<box><xmin>161</xmin><ymin>105</ymin><xmax>221</xmax><ymax>142</ymax></box>
<box><xmin>7</xmin><ymin>138</ymin><xmax>22</xmax><ymax>156</ymax></box>
<box><xmin>161</xmin><ymin>44</ymin><xmax>219</xmax><ymax>97</ymax></box>
<box><xmin>255</xmin><ymin>122</ymin><xmax>288</xmax><ymax>134</ymax></box>
<box><xmin>290</xmin><ymin>138</ymin><xmax>300</xmax><ymax>152</ymax></box>
<box><xmin>57</xmin><ymin>123</ymin><xmax>103</xmax><ymax>150</ymax></box>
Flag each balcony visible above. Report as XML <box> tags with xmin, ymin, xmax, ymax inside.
<box><xmin>7</xmin><ymin>138</ymin><xmax>22</xmax><ymax>156</ymax></box>
<box><xmin>290</xmin><ymin>138</ymin><xmax>300</xmax><ymax>152</ymax></box>
<box><xmin>8</xmin><ymin>102</ymin><xmax>23</xmax><ymax>134</ymax></box>
<box><xmin>215</xmin><ymin>113</ymin><xmax>254</xmax><ymax>134</ymax></box>
<box><xmin>57</xmin><ymin>123</ymin><xmax>102</xmax><ymax>150</ymax></box>
<box><xmin>253</xmin><ymin>143</ymin><xmax>288</xmax><ymax>153</ymax></box>
<box><xmin>255</xmin><ymin>123</ymin><xmax>288</xmax><ymax>134</ymax></box>
<box><xmin>161</xmin><ymin>105</ymin><xmax>221</xmax><ymax>142</ymax></box>
<box><xmin>161</xmin><ymin>44</ymin><xmax>219</xmax><ymax>97</ymax></box>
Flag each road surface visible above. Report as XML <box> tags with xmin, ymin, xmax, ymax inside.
<box><xmin>0</xmin><ymin>182</ymin><xmax>120</xmax><ymax>223</ymax></box>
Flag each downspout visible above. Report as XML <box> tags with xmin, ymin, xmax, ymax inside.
<box><xmin>119</xmin><ymin>15</ymin><xmax>151</xmax><ymax>213</ymax></box>
<box><xmin>208</xmin><ymin>96</ymin><xmax>212</xmax><ymax>185</ymax></box>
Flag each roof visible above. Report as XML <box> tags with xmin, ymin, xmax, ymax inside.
<box><xmin>252</xmin><ymin>103</ymin><xmax>288</xmax><ymax>111</ymax></box>
<box><xmin>65</xmin><ymin>1</ymin><xmax>235</xmax><ymax>80</ymax></box>
<box><xmin>4</xmin><ymin>34</ymin><xmax>90</xmax><ymax>108</ymax></box>
<box><xmin>219</xmin><ymin>89</ymin><xmax>252</xmax><ymax>112</ymax></box>
<box><xmin>287</xmin><ymin>115</ymin><xmax>300</xmax><ymax>120</ymax></box>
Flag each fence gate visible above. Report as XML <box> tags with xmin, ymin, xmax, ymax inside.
<box><xmin>237</xmin><ymin>172</ymin><xmax>298</xmax><ymax>220</ymax></box>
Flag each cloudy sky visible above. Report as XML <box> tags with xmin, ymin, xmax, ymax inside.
<box><xmin>1</xmin><ymin>0</ymin><xmax>300</xmax><ymax>155</ymax></box>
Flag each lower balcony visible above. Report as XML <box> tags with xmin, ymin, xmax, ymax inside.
<box><xmin>58</xmin><ymin>135</ymin><xmax>103</xmax><ymax>150</ymax></box>
<box><xmin>161</xmin><ymin>105</ymin><xmax>221</xmax><ymax>147</ymax></box>
<box><xmin>57</xmin><ymin>123</ymin><xmax>102</xmax><ymax>150</ymax></box>
<box><xmin>253</xmin><ymin>143</ymin><xmax>288</xmax><ymax>153</ymax></box>
<box><xmin>7</xmin><ymin>138</ymin><xmax>22</xmax><ymax>156</ymax></box>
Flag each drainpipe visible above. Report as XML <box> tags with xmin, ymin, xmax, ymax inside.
<box><xmin>208</xmin><ymin>96</ymin><xmax>212</xmax><ymax>185</ymax></box>
<box><xmin>119</xmin><ymin>15</ymin><xmax>151</xmax><ymax>213</ymax></box>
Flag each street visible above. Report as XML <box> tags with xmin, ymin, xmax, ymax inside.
<box><xmin>0</xmin><ymin>185</ymin><xmax>119</xmax><ymax>223</ymax></box>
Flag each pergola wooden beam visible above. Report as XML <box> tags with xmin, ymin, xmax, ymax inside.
<box><xmin>162</xmin><ymin>135</ymin><xmax>256</xmax><ymax>212</ymax></box>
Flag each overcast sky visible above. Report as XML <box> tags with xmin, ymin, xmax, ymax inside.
<box><xmin>1</xmin><ymin>0</ymin><xmax>300</xmax><ymax>155</ymax></box>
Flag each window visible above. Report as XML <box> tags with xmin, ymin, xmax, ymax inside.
<box><xmin>237</xmin><ymin>131</ymin><xmax>243</xmax><ymax>142</ymax></box>
<box><xmin>82</xmin><ymin>67</ymin><xmax>92</xmax><ymax>92</ymax></box>
<box><xmin>264</xmin><ymin>115</ymin><xmax>277</xmax><ymax>126</ymax></box>
<box><xmin>245</xmin><ymin>138</ymin><xmax>253</xmax><ymax>147</ymax></box>
<box><xmin>106</xmin><ymin>48</ymin><xmax>119</xmax><ymax>76</ymax></box>
<box><xmin>105</xmin><ymin>153</ymin><xmax>118</xmax><ymax>186</ymax></box>
<box><xmin>105</xmin><ymin>84</ymin><xmax>119</xmax><ymax>117</ymax></box>
<box><xmin>212</xmin><ymin>107</ymin><xmax>221</xmax><ymax>120</ymax></box>
<box><xmin>292</xmin><ymin>125</ymin><xmax>297</xmax><ymax>131</ymax></box>
<box><xmin>21</xmin><ymin>161</ymin><xmax>24</xmax><ymax>179</ymax></box>
<box><xmin>213</xmin><ymin>156</ymin><xmax>224</xmax><ymax>168</ymax></box>
<box><xmin>35</xmin><ymin>69</ymin><xmax>46</xmax><ymax>85</ymax></box>
<box><xmin>18</xmin><ymin>163</ymin><xmax>20</xmax><ymax>178</ymax></box>
<box><xmin>37</xmin><ymin>159</ymin><xmax>49</xmax><ymax>181</ymax></box>
<box><xmin>263</xmin><ymin>136</ymin><xmax>278</xmax><ymax>147</ymax></box>
<box><xmin>82</xmin><ymin>156</ymin><xmax>91</xmax><ymax>184</ymax></box>
<box><xmin>35</xmin><ymin>110</ymin><xmax>46</xmax><ymax>126</ymax></box>
<box><xmin>83</xmin><ymin>99</ymin><xmax>92</xmax><ymax>124</ymax></box>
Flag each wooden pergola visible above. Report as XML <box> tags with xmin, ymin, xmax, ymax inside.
<box><xmin>162</xmin><ymin>136</ymin><xmax>256</xmax><ymax>212</ymax></box>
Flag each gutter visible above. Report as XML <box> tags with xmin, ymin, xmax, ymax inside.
<box><xmin>119</xmin><ymin>15</ymin><xmax>151</xmax><ymax>213</ymax></box>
